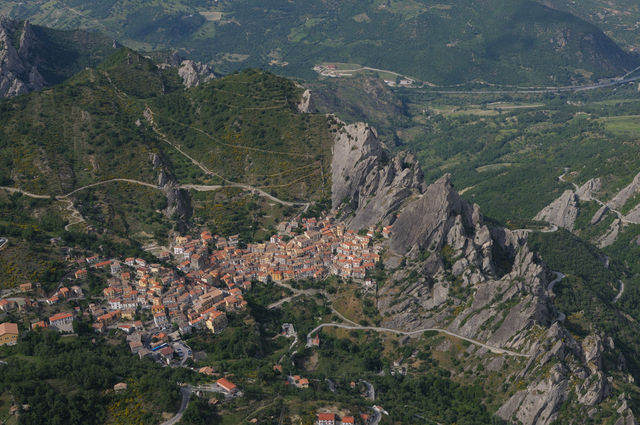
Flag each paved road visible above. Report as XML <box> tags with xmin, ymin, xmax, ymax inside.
<box><xmin>361</xmin><ymin>380</ymin><xmax>375</xmax><ymax>401</ymax></box>
<box><xmin>547</xmin><ymin>272</ymin><xmax>566</xmax><ymax>322</ymax></box>
<box><xmin>558</xmin><ymin>172</ymin><xmax>640</xmax><ymax>225</ymax></box>
<box><xmin>271</xmin><ymin>281</ymin><xmax>526</xmax><ymax>356</ymax></box>
<box><xmin>160</xmin><ymin>386</ymin><xmax>192</xmax><ymax>425</ymax></box>
<box><xmin>0</xmin><ymin>186</ymin><xmax>51</xmax><ymax>199</ymax></box>
<box><xmin>614</xmin><ymin>280</ymin><xmax>625</xmax><ymax>304</ymax></box>
<box><xmin>417</xmin><ymin>74</ymin><xmax>640</xmax><ymax>94</ymax></box>
<box><xmin>512</xmin><ymin>224</ymin><xmax>558</xmax><ymax>234</ymax></box>
<box><xmin>307</xmin><ymin>323</ymin><xmax>531</xmax><ymax>357</ymax></box>
<box><xmin>267</xmin><ymin>281</ymin><xmax>322</xmax><ymax>309</ymax></box>
<box><xmin>63</xmin><ymin>178</ymin><xmax>160</xmax><ymax>196</ymax></box>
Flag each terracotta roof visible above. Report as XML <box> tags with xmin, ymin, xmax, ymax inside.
<box><xmin>49</xmin><ymin>312</ymin><xmax>73</xmax><ymax>322</ymax></box>
<box><xmin>0</xmin><ymin>322</ymin><xmax>18</xmax><ymax>335</ymax></box>
<box><xmin>216</xmin><ymin>377</ymin><xmax>237</xmax><ymax>392</ymax></box>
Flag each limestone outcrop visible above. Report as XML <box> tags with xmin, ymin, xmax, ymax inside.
<box><xmin>607</xmin><ymin>171</ymin><xmax>640</xmax><ymax>211</ymax></box>
<box><xmin>534</xmin><ymin>190</ymin><xmax>579</xmax><ymax>230</ymax></box>
<box><xmin>297</xmin><ymin>88</ymin><xmax>315</xmax><ymax>113</ymax></box>
<box><xmin>178</xmin><ymin>59</ymin><xmax>216</xmax><ymax>88</ymax></box>
<box><xmin>151</xmin><ymin>154</ymin><xmax>191</xmax><ymax>231</ymax></box>
<box><xmin>0</xmin><ymin>19</ymin><xmax>46</xmax><ymax>98</ymax></box>
<box><xmin>331</xmin><ymin>120</ymin><xmax>425</xmax><ymax>230</ymax></box>
<box><xmin>330</xmin><ymin>122</ymin><xmax>635</xmax><ymax>424</ymax></box>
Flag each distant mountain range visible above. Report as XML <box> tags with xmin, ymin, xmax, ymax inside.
<box><xmin>1</xmin><ymin>0</ymin><xmax>638</xmax><ymax>85</ymax></box>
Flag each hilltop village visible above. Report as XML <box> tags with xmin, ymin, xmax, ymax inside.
<box><xmin>0</xmin><ymin>213</ymin><xmax>388</xmax><ymax>359</ymax></box>
<box><xmin>0</xmin><ymin>213</ymin><xmax>392</xmax><ymax>422</ymax></box>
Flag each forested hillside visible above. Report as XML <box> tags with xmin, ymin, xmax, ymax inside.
<box><xmin>2</xmin><ymin>0</ymin><xmax>638</xmax><ymax>85</ymax></box>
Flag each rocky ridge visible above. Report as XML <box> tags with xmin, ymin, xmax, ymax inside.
<box><xmin>151</xmin><ymin>153</ymin><xmax>191</xmax><ymax>232</ymax></box>
<box><xmin>156</xmin><ymin>51</ymin><xmax>216</xmax><ymax>88</ymax></box>
<box><xmin>534</xmin><ymin>172</ymin><xmax>640</xmax><ymax>247</ymax></box>
<box><xmin>0</xmin><ymin>18</ymin><xmax>46</xmax><ymax>97</ymax></box>
<box><xmin>177</xmin><ymin>60</ymin><xmax>216</xmax><ymax>88</ymax></box>
<box><xmin>331</xmin><ymin>120</ymin><xmax>425</xmax><ymax>230</ymax></box>
<box><xmin>331</xmin><ymin>125</ymin><xmax>637</xmax><ymax>424</ymax></box>
<box><xmin>0</xmin><ymin>16</ymin><xmax>116</xmax><ymax>99</ymax></box>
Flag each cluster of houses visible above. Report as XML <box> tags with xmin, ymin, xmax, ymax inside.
<box><xmin>8</xmin><ymin>213</ymin><xmax>388</xmax><ymax>347</ymax></box>
<box><xmin>79</xmin><ymin>253</ymin><xmax>245</xmax><ymax>336</ymax></box>
<box><xmin>169</xmin><ymin>215</ymin><xmax>385</xmax><ymax>287</ymax></box>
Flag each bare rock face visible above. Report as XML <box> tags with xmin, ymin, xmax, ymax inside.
<box><xmin>582</xmin><ymin>334</ymin><xmax>603</xmax><ymax>372</ymax></box>
<box><xmin>150</xmin><ymin>154</ymin><xmax>191</xmax><ymax>230</ymax></box>
<box><xmin>624</xmin><ymin>203</ymin><xmax>640</xmax><ymax>223</ymax></box>
<box><xmin>178</xmin><ymin>60</ymin><xmax>216</xmax><ymax>88</ymax></box>
<box><xmin>534</xmin><ymin>190</ymin><xmax>579</xmax><ymax>230</ymax></box>
<box><xmin>297</xmin><ymin>89</ymin><xmax>315</xmax><ymax>113</ymax></box>
<box><xmin>498</xmin><ymin>363</ymin><xmax>569</xmax><ymax>425</ymax></box>
<box><xmin>331</xmin><ymin>120</ymin><xmax>425</xmax><ymax>230</ymax></box>
<box><xmin>577</xmin><ymin>372</ymin><xmax>609</xmax><ymax>406</ymax></box>
<box><xmin>615</xmin><ymin>411</ymin><xmax>639</xmax><ymax>425</ymax></box>
<box><xmin>607</xmin><ymin>171</ymin><xmax>640</xmax><ymax>211</ymax></box>
<box><xmin>591</xmin><ymin>204</ymin><xmax>609</xmax><ymax>225</ymax></box>
<box><xmin>389</xmin><ymin>174</ymin><xmax>480</xmax><ymax>256</ymax></box>
<box><xmin>0</xmin><ymin>18</ymin><xmax>46</xmax><ymax>98</ymax></box>
<box><xmin>596</xmin><ymin>218</ymin><xmax>623</xmax><ymax>248</ymax></box>
<box><xmin>329</xmin><ymin>118</ymin><xmax>635</xmax><ymax>425</ymax></box>
<box><xmin>576</xmin><ymin>178</ymin><xmax>601</xmax><ymax>201</ymax></box>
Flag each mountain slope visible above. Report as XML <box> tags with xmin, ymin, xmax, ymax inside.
<box><xmin>2</xmin><ymin>0</ymin><xmax>638</xmax><ymax>85</ymax></box>
<box><xmin>0</xmin><ymin>48</ymin><xmax>336</xmax><ymax>246</ymax></box>
<box><xmin>539</xmin><ymin>0</ymin><xmax>640</xmax><ymax>52</ymax></box>
<box><xmin>0</xmin><ymin>17</ymin><xmax>116</xmax><ymax>97</ymax></box>
<box><xmin>331</xmin><ymin>121</ymin><xmax>640</xmax><ymax>424</ymax></box>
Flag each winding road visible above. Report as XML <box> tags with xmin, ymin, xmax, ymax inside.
<box><xmin>306</xmin><ymin>323</ymin><xmax>531</xmax><ymax>357</ymax></box>
<box><xmin>269</xmin><ymin>280</ymin><xmax>530</xmax><ymax>357</ymax></box>
<box><xmin>558</xmin><ymin>171</ymin><xmax>639</xmax><ymax>225</ymax></box>
<box><xmin>160</xmin><ymin>386</ymin><xmax>192</xmax><ymax>425</ymax></box>
<box><xmin>145</xmin><ymin>107</ymin><xmax>311</xmax><ymax>208</ymax></box>
<box><xmin>547</xmin><ymin>272</ymin><xmax>567</xmax><ymax>322</ymax></box>
<box><xmin>614</xmin><ymin>280</ymin><xmax>625</xmax><ymax>304</ymax></box>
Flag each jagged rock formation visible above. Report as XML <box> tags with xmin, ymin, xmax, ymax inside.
<box><xmin>331</xmin><ymin>123</ymin><xmax>637</xmax><ymax>424</ymax></box>
<box><xmin>151</xmin><ymin>153</ymin><xmax>191</xmax><ymax>231</ymax></box>
<box><xmin>624</xmin><ymin>203</ymin><xmax>640</xmax><ymax>223</ymax></box>
<box><xmin>531</xmin><ymin>174</ymin><xmax>640</xmax><ymax>246</ymax></box>
<box><xmin>297</xmin><ymin>88</ymin><xmax>315</xmax><ymax>113</ymax></box>
<box><xmin>177</xmin><ymin>59</ymin><xmax>216</xmax><ymax>88</ymax></box>
<box><xmin>331</xmin><ymin>120</ymin><xmax>425</xmax><ymax>230</ymax></box>
<box><xmin>576</xmin><ymin>178</ymin><xmax>601</xmax><ymax>201</ymax></box>
<box><xmin>534</xmin><ymin>190</ymin><xmax>579</xmax><ymax>230</ymax></box>
<box><xmin>154</xmin><ymin>51</ymin><xmax>216</xmax><ymax>88</ymax></box>
<box><xmin>0</xmin><ymin>16</ymin><xmax>116</xmax><ymax>98</ymax></box>
<box><xmin>608</xmin><ymin>171</ymin><xmax>640</xmax><ymax>211</ymax></box>
<box><xmin>0</xmin><ymin>18</ymin><xmax>46</xmax><ymax>97</ymax></box>
<box><xmin>534</xmin><ymin>178</ymin><xmax>601</xmax><ymax>231</ymax></box>
<box><xmin>596</xmin><ymin>218</ymin><xmax>624</xmax><ymax>248</ymax></box>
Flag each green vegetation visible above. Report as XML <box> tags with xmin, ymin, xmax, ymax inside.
<box><xmin>542</xmin><ymin>0</ymin><xmax>640</xmax><ymax>50</ymax></box>
<box><xmin>182</xmin><ymin>290</ymin><xmax>507</xmax><ymax>425</ymax></box>
<box><xmin>528</xmin><ymin>230</ymin><xmax>640</xmax><ymax>380</ymax></box>
<box><xmin>0</xmin><ymin>48</ymin><xmax>336</xmax><ymax>286</ymax></box>
<box><xmin>3</xmin><ymin>0</ymin><xmax>637</xmax><ymax>85</ymax></box>
<box><xmin>0</xmin><ymin>51</ymin><xmax>164</xmax><ymax>194</ymax></box>
<box><xmin>0</xmin><ymin>330</ymin><xmax>189</xmax><ymax>425</ymax></box>
<box><xmin>151</xmin><ymin>68</ymin><xmax>333</xmax><ymax>203</ymax></box>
